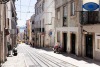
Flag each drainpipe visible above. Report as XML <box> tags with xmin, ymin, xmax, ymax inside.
<box><xmin>0</xmin><ymin>4</ymin><xmax>1</xmax><ymax>67</ymax></box>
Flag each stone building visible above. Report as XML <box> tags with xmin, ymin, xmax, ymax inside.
<box><xmin>55</xmin><ymin>0</ymin><xmax>81</xmax><ymax>56</ymax></box>
<box><xmin>26</xmin><ymin>20</ymin><xmax>32</xmax><ymax>45</ymax></box>
<box><xmin>80</xmin><ymin>0</ymin><xmax>100</xmax><ymax>61</ymax></box>
<box><xmin>55</xmin><ymin>0</ymin><xmax>100</xmax><ymax>61</ymax></box>
<box><xmin>35</xmin><ymin>0</ymin><xmax>45</xmax><ymax>47</ymax></box>
<box><xmin>35</xmin><ymin>0</ymin><xmax>55</xmax><ymax>47</ymax></box>
<box><xmin>30</xmin><ymin>14</ymin><xmax>35</xmax><ymax>47</ymax></box>
<box><xmin>0</xmin><ymin>0</ymin><xmax>17</xmax><ymax>65</ymax></box>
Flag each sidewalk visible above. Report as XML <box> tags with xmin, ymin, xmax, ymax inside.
<box><xmin>37</xmin><ymin>47</ymin><xmax>100</xmax><ymax>67</ymax></box>
<box><xmin>1</xmin><ymin>53</ymin><xmax>27</xmax><ymax>67</ymax></box>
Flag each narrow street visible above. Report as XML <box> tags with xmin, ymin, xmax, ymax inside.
<box><xmin>18</xmin><ymin>44</ymin><xmax>76</xmax><ymax>67</ymax></box>
<box><xmin>1</xmin><ymin>0</ymin><xmax>100</xmax><ymax>67</ymax></box>
<box><xmin>2</xmin><ymin>43</ymin><xmax>100</xmax><ymax>67</ymax></box>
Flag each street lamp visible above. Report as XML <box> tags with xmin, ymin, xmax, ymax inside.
<box><xmin>0</xmin><ymin>0</ymin><xmax>10</xmax><ymax>4</ymax></box>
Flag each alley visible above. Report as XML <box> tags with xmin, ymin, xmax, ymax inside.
<box><xmin>18</xmin><ymin>44</ymin><xmax>76</xmax><ymax>67</ymax></box>
<box><xmin>2</xmin><ymin>43</ymin><xmax>100</xmax><ymax>67</ymax></box>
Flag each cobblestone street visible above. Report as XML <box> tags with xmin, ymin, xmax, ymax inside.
<box><xmin>2</xmin><ymin>53</ymin><xmax>26</xmax><ymax>67</ymax></box>
<box><xmin>2</xmin><ymin>43</ymin><xmax>100</xmax><ymax>67</ymax></box>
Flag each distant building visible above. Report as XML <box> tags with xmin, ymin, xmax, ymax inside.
<box><xmin>34</xmin><ymin>0</ymin><xmax>55</xmax><ymax>47</ymax></box>
<box><xmin>26</xmin><ymin>20</ymin><xmax>32</xmax><ymax>45</ymax></box>
<box><xmin>18</xmin><ymin>32</ymin><xmax>24</xmax><ymax>41</ymax></box>
<box><xmin>0</xmin><ymin>0</ymin><xmax>17</xmax><ymax>64</ymax></box>
<box><xmin>30</xmin><ymin>14</ymin><xmax>35</xmax><ymax>47</ymax></box>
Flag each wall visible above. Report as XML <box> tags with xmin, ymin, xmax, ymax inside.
<box><xmin>83</xmin><ymin>25</ymin><xmax>100</xmax><ymax>60</ymax></box>
<box><xmin>55</xmin><ymin>0</ymin><xmax>82</xmax><ymax>56</ymax></box>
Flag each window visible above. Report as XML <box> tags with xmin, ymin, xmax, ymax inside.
<box><xmin>57</xmin><ymin>8</ymin><xmax>60</xmax><ymax>20</ymax></box>
<box><xmin>42</xmin><ymin>19</ymin><xmax>45</xmax><ymax>28</ymax></box>
<box><xmin>63</xmin><ymin>5</ymin><xmax>67</xmax><ymax>26</ymax></box>
<box><xmin>39</xmin><ymin>5</ymin><xmax>41</xmax><ymax>13</ymax></box>
<box><xmin>71</xmin><ymin>1</ymin><xmax>75</xmax><ymax>16</ymax></box>
<box><xmin>40</xmin><ymin>21</ymin><xmax>42</xmax><ymax>32</ymax></box>
<box><xmin>32</xmin><ymin>21</ymin><xmax>34</xmax><ymax>24</ymax></box>
<box><xmin>42</xmin><ymin>0</ymin><xmax>45</xmax><ymax>11</ymax></box>
<box><xmin>57</xmin><ymin>32</ymin><xmax>60</xmax><ymax>42</ymax></box>
<box><xmin>32</xmin><ymin>29</ymin><xmax>34</xmax><ymax>32</ymax></box>
<box><xmin>97</xmin><ymin>39</ymin><xmax>100</xmax><ymax>49</ymax></box>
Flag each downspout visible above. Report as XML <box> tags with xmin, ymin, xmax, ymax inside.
<box><xmin>0</xmin><ymin>4</ymin><xmax>1</xmax><ymax>66</ymax></box>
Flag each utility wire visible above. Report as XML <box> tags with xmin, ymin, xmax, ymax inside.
<box><xmin>20</xmin><ymin>0</ymin><xmax>21</xmax><ymax>20</ymax></box>
<box><xmin>15</xmin><ymin>4</ymin><xmax>34</xmax><ymax>7</ymax></box>
<box><xmin>37</xmin><ymin>0</ymin><xmax>55</xmax><ymax>21</ymax></box>
<box><xmin>25</xmin><ymin>0</ymin><xmax>32</xmax><ymax>20</ymax></box>
<box><xmin>7</xmin><ymin>10</ymin><xmax>35</xmax><ymax>13</ymax></box>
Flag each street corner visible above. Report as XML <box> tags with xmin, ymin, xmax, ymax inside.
<box><xmin>2</xmin><ymin>53</ymin><xmax>27</xmax><ymax>67</ymax></box>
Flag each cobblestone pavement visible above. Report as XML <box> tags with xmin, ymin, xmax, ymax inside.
<box><xmin>18</xmin><ymin>44</ymin><xmax>76</xmax><ymax>67</ymax></box>
<box><xmin>2</xmin><ymin>43</ymin><xmax>100</xmax><ymax>67</ymax></box>
<box><xmin>2</xmin><ymin>52</ymin><xmax>27</xmax><ymax>67</ymax></box>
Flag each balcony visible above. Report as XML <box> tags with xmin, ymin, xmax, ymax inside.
<box><xmin>80</xmin><ymin>11</ymin><xmax>100</xmax><ymax>25</ymax></box>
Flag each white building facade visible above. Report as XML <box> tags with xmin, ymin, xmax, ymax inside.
<box><xmin>35</xmin><ymin>0</ymin><xmax>55</xmax><ymax>47</ymax></box>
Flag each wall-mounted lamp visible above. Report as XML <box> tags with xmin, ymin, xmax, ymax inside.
<box><xmin>83</xmin><ymin>29</ymin><xmax>88</xmax><ymax>34</ymax></box>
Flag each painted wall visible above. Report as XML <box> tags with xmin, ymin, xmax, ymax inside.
<box><xmin>83</xmin><ymin>25</ymin><xmax>100</xmax><ymax>60</ymax></box>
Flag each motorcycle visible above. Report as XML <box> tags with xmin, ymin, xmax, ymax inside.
<box><xmin>53</xmin><ymin>45</ymin><xmax>62</xmax><ymax>53</ymax></box>
<box><xmin>13</xmin><ymin>47</ymin><xmax>17</xmax><ymax>56</ymax></box>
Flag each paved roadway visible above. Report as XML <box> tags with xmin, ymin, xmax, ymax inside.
<box><xmin>18</xmin><ymin>44</ymin><xmax>76</xmax><ymax>67</ymax></box>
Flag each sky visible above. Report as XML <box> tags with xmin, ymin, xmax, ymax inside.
<box><xmin>15</xmin><ymin>0</ymin><xmax>37</xmax><ymax>27</ymax></box>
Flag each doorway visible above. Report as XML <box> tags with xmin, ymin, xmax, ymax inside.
<box><xmin>63</xmin><ymin>33</ymin><xmax>67</xmax><ymax>52</ymax></box>
<box><xmin>40</xmin><ymin>35</ymin><xmax>41</xmax><ymax>47</ymax></box>
<box><xmin>71</xmin><ymin>33</ymin><xmax>76</xmax><ymax>54</ymax></box>
<box><xmin>85</xmin><ymin>34</ymin><xmax>93</xmax><ymax>59</ymax></box>
<box><xmin>43</xmin><ymin>36</ymin><xmax>44</xmax><ymax>47</ymax></box>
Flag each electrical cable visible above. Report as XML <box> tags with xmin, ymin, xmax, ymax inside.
<box><xmin>15</xmin><ymin>4</ymin><xmax>34</xmax><ymax>7</ymax></box>
<box><xmin>20</xmin><ymin>0</ymin><xmax>21</xmax><ymax>20</ymax></box>
<box><xmin>25</xmin><ymin>0</ymin><xmax>32</xmax><ymax>20</ymax></box>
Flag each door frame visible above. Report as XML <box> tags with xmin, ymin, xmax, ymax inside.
<box><xmin>85</xmin><ymin>34</ymin><xmax>93</xmax><ymax>59</ymax></box>
<box><xmin>62</xmin><ymin>32</ymin><xmax>67</xmax><ymax>52</ymax></box>
<box><xmin>70</xmin><ymin>33</ymin><xmax>76</xmax><ymax>54</ymax></box>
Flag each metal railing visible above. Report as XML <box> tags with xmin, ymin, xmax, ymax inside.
<box><xmin>80</xmin><ymin>11</ymin><xmax>100</xmax><ymax>25</ymax></box>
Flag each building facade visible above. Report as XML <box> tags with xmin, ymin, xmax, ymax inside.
<box><xmin>35</xmin><ymin>0</ymin><xmax>45</xmax><ymax>47</ymax></box>
<box><xmin>0</xmin><ymin>0</ymin><xmax>17</xmax><ymax>65</ymax></box>
<box><xmin>55</xmin><ymin>0</ymin><xmax>81</xmax><ymax>55</ymax></box>
<box><xmin>30</xmin><ymin>14</ymin><xmax>35</xmax><ymax>47</ymax></box>
<box><xmin>80</xmin><ymin>0</ymin><xmax>100</xmax><ymax>60</ymax></box>
<box><xmin>35</xmin><ymin>0</ymin><xmax>55</xmax><ymax>47</ymax></box>
<box><xmin>55</xmin><ymin>0</ymin><xmax>100</xmax><ymax>61</ymax></box>
<box><xmin>26</xmin><ymin>20</ymin><xmax>32</xmax><ymax>45</ymax></box>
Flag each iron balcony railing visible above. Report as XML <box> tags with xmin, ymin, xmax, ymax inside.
<box><xmin>35</xmin><ymin>28</ymin><xmax>45</xmax><ymax>32</ymax></box>
<box><xmin>80</xmin><ymin>11</ymin><xmax>100</xmax><ymax>25</ymax></box>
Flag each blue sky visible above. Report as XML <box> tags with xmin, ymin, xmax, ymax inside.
<box><xmin>15</xmin><ymin>0</ymin><xmax>37</xmax><ymax>27</ymax></box>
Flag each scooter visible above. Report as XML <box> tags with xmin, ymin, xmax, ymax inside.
<box><xmin>13</xmin><ymin>47</ymin><xmax>17</xmax><ymax>56</ymax></box>
<box><xmin>53</xmin><ymin>45</ymin><xmax>62</xmax><ymax>53</ymax></box>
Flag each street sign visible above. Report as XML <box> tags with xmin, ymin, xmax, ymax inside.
<box><xmin>82</xmin><ymin>0</ymin><xmax>99</xmax><ymax>11</ymax></box>
<box><xmin>49</xmin><ymin>30</ymin><xmax>52</xmax><ymax>36</ymax></box>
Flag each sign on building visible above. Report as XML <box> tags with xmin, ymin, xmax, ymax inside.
<box><xmin>82</xmin><ymin>0</ymin><xmax>99</xmax><ymax>11</ymax></box>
